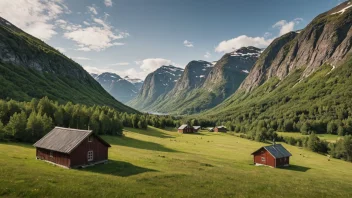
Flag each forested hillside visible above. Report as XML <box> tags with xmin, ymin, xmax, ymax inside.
<box><xmin>0</xmin><ymin>17</ymin><xmax>137</xmax><ymax>113</ymax></box>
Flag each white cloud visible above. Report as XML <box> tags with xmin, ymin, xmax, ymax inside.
<box><xmin>56</xmin><ymin>47</ymin><xmax>66</xmax><ymax>53</ymax></box>
<box><xmin>83</xmin><ymin>66</ymin><xmax>146</xmax><ymax>79</ymax></box>
<box><xmin>138</xmin><ymin>58</ymin><xmax>173</xmax><ymax>73</ymax></box>
<box><xmin>62</xmin><ymin>17</ymin><xmax>128</xmax><ymax>51</ymax></box>
<box><xmin>84</xmin><ymin>58</ymin><xmax>181</xmax><ymax>79</ymax></box>
<box><xmin>264</xmin><ymin>32</ymin><xmax>272</xmax><ymax>38</ymax></box>
<box><xmin>104</xmin><ymin>0</ymin><xmax>113</xmax><ymax>7</ymax></box>
<box><xmin>183</xmin><ymin>40</ymin><xmax>194</xmax><ymax>47</ymax></box>
<box><xmin>204</xmin><ymin>52</ymin><xmax>211</xmax><ymax>59</ymax></box>
<box><xmin>83</xmin><ymin>21</ymin><xmax>90</xmax><ymax>25</ymax></box>
<box><xmin>273</xmin><ymin>18</ymin><xmax>303</xmax><ymax>36</ymax></box>
<box><xmin>109</xmin><ymin>62</ymin><xmax>130</xmax><ymax>66</ymax></box>
<box><xmin>73</xmin><ymin>57</ymin><xmax>91</xmax><ymax>60</ymax></box>
<box><xmin>215</xmin><ymin>35</ymin><xmax>274</xmax><ymax>53</ymax></box>
<box><xmin>0</xmin><ymin>0</ymin><xmax>69</xmax><ymax>41</ymax></box>
<box><xmin>87</xmin><ymin>6</ymin><xmax>98</xmax><ymax>15</ymax></box>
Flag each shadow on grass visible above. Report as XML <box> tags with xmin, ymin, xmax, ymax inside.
<box><xmin>104</xmin><ymin>136</ymin><xmax>178</xmax><ymax>152</ymax></box>
<box><xmin>83</xmin><ymin>160</ymin><xmax>157</xmax><ymax>177</ymax></box>
<box><xmin>0</xmin><ymin>141</ymin><xmax>34</xmax><ymax>149</ymax></box>
<box><xmin>124</xmin><ymin>127</ymin><xmax>175</xmax><ymax>139</ymax></box>
<box><xmin>184</xmin><ymin>132</ymin><xmax>206</xmax><ymax>136</ymax></box>
<box><xmin>279</xmin><ymin>165</ymin><xmax>311</xmax><ymax>172</ymax></box>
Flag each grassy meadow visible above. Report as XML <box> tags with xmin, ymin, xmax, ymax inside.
<box><xmin>0</xmin><ymin>127</ymin><xmax>352</xmax><ymax>198</ymax></box>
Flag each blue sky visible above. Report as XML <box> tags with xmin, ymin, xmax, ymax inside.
<box><xmin>0</xmin><ymin>0</ymin><xmax>343</xmax><ymax>79</ymax></box>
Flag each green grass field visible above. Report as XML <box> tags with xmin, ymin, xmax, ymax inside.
<box><xmin>277</xmin><ymin>132</ymin><xmax>341</xmax><ymax>143</ymax></box>
<box><xmin>1</xmin><ymin>127</ymin><xmax>352</xmax><ymax>198</ymax></box>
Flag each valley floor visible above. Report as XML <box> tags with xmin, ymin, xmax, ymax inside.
<box><xmin>0</xmin><ymin>127</ymin><xmax>352</xmax><ymax>198</ymax></box>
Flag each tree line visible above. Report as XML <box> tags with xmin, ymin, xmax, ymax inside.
<box><xmin>0</xmin><ymin>97</ymin><xmax>179</xmax><ymax>143</ymax></box>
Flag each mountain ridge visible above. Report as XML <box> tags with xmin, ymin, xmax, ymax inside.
<box><xmin>135</xmin><ymin>47</ymin><xmax>261</xmax><ymax>114</ymax></box>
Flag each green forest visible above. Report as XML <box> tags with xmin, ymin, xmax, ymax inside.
<box><xmin>0</xmin><ymin>97</ymin><xmax>179</xmax><ymax>143</ymax></box>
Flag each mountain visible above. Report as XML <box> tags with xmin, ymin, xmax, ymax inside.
<box><xmin>90</xmin><ymin>73</ymin><xmax>99</xmax><ymax>79</ymax></box>
<box><xmin>139</xmin><ymin>47</ymin><xmax>261</xmax><ymax>114</ymax></box>
<box><xmin>142</xmin><ymin>60</ymin><xmax>214</xmax><ymax>113</ymax></box>
<box><xmin>0</xmin><ymin>17</ymin><xmax>138</xmax><ymax>113</ymax></box>
<box><xmin>124</xmin><ymin>76</ymin><xmax>144</xmax><ymax>90</ymax></box>
<box><xmin>127</xmin><ymin>65</ymin><xmax>184</xmax><ymax>110</ymax></box>
<box><xmin>200</xmin><ymin>1</ymin><xmax>352</xmax><ymax>129</ymax></box>
<box><xmin>239</xmin><ymin>2</ymin><xmax>352</xmax><ymax>93</ymax></box>
<box><xmin>94</xmin><ymin>73</ymin><xmax>140</xmax><ymax>103</ymax></box>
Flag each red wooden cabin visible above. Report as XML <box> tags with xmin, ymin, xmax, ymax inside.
<box><xmin>178</xmin><ymin>124</ymin><xmax>194</xmax><ymax>133</ymax></box>
<box><xmin>251</xmin><ymin>144</ymin><xmax>292</xmax><ymax>168</ymax></box>
<box><xmin>214</xmin><ymin>126</ymin><xmax>227</xmax><ymax>132</ymax></box>
<box><xmin>33</xmin><ymin>127</ymin><xmax>111</xmax><ymax>168</ymax></box>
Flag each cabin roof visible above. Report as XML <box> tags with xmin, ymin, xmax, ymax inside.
<box><xmin>33</xmin><ymin>127</ymin><xmax>111</xmax><ymax>154</ymax></box>
<box><xmin>216</xmin><ymin>126</ymin><xmax>226</xmax><ymax>129</ymax></box>
<box><xmin>178</xmin><ymin>124</ymin><xmax>189</xmax><ymax>130</ymax></box>
<box><xmin>251</xmin><ymin>144</ymin><xmax>292</xmax><ymax>159</ymax></box>
<box><xmin>193</xmin><ymin>126</ymin><xmax>201</xmax><ymax>130</ymax></box>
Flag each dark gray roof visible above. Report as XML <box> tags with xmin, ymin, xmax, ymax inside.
<box><xmin>252</xmin><ymin>144</ymin><xmax>292</xmax><ymax>159</ymax></box>
<box><xmin>178</xmin><ymin>124</ymin><xmax>189</xmax><ymax>130</ymax></box>
<box><xmin>33</xmin><ymin>127</ymin><xmax>110</xmax><ymax>154</ymax></box>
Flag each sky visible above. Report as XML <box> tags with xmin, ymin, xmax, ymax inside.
<box><xmin>0</xmin><ymin>0</ymin><xmax>344</xmax><ymax>79</ymax></box>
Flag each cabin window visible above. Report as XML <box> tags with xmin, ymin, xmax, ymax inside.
<box><xmin>50</xmin><ymin>151</ymin><xmax>53</xmax><ymax>158</ymax></box>
<box><xmin>87</xmin><ymin>150</ymin><xmax>93</xmax><ymax>162</ymax></box>
<box><xmin>261</xmin><ymin>157</ymin><xmax>265</xmax><ymax>162</ymax></box>
<box><xmin>88</xmin><ymin>136</ymin><xmax>93</xmax><ymax>142</ymax></box>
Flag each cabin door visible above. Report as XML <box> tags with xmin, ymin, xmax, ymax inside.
<box><xmin>260</xmin><ymin>151</ymin><xmax>266</xmax><ymax>165</ymax></box>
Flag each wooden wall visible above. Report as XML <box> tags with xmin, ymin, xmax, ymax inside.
<box><xmin>36</xmin><ymin>148</ymin><xmax>70</xmax><ymax>167</ymax></box>
<box><xmin>70</xmin><ymin>135</ymin><xmax>108</xmax><ymax>167</ymax></box>
<box><xmin>253</xmin><ymin>148</ymin><xmax>275</xmax><ymax>167</ymax></box>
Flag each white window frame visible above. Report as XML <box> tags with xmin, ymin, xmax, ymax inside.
<box><xmin>88</xmin><ymin>136</ymin><xmax>93</xmax><ymax>142</ymax></box>
<box><xmin>87</xmin><ymin>150</ymin><xmax>93</xmax><ymax>162</ymax></box>
<box><xmin>50</xmin><ymin>151</ymin><xmax>53</xmax><ymax>158</ymax></box>
<box><xmin>261</xmin><ymin>157</ymin><xmax>266</xmax><ymax>162</ymax></box>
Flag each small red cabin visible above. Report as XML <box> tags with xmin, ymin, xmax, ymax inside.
<box><xmin>251</xmin><ymin>144</ymin><xmax>292</xmax><ymax>168</ymax></box>
<box><xmin>33</xmin><ymin>127</ymin><xmax>111</xmax><ymax>168</ymax></box>
<box><xmin>214</xmin><ymin>126</ymin><xmax>227</xmax><ymax>132</ymax></box>
<box><xmin>178</xmin><ymin>124</ymin><xmax>194</xmax><ymax>133</ymax></box>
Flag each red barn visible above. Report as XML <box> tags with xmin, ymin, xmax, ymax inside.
<box><xmin>33</xmin><ymin>127</ymin><xmax>111</xmax><ymax>168</ymax></box>
<box><xmin>214</xmin><ymin>126</ymin><xmax>227</xmax><ymax>132</ymax></box>
<box><xmin>251</xmin><ymin>144</ymin><xmax>292</xmax><ymax>168</ymax></box>
<box><xmin>178</xmin><ymin>124</ymin><xmax>194</xmax><ymax>133</ymax></box>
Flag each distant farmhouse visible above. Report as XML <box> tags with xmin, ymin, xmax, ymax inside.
<box><xmin>208</xmin><ymin>127</ymin><xmax>214</xmax><ymax>132</ymax></box>
<box><xmin>34</xmin><ymin>127</ymin><xmax>111</xmax><ymax>168</ymax></box>
<box><xmin>214</xmin><ymin>126</ymin><xmax>227</xmax><ymax>132</ymax></box>
<box><xmin>178</xmin><ymin>124</ymin><xmax>195</xmax><ymax>133</ymax></box>
<box><xmin>193</xmin><ymin>126</ymin><xmax>201</xmax><ymax>132</ymax></box>
<box><xmin>251</xmin><ymin>144</ymin><xmax>292</xmax><ymax>168</ymax></box>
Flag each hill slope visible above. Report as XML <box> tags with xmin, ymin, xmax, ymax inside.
<box><xmin>200</xmin><ymin>1</ymin><xmax>352</xmax><ymax>134</ymax></box>
<box><xmin>0</xmin><ymin>17</ymin><xmax>137</xmax><ymax>113</ymax></box>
